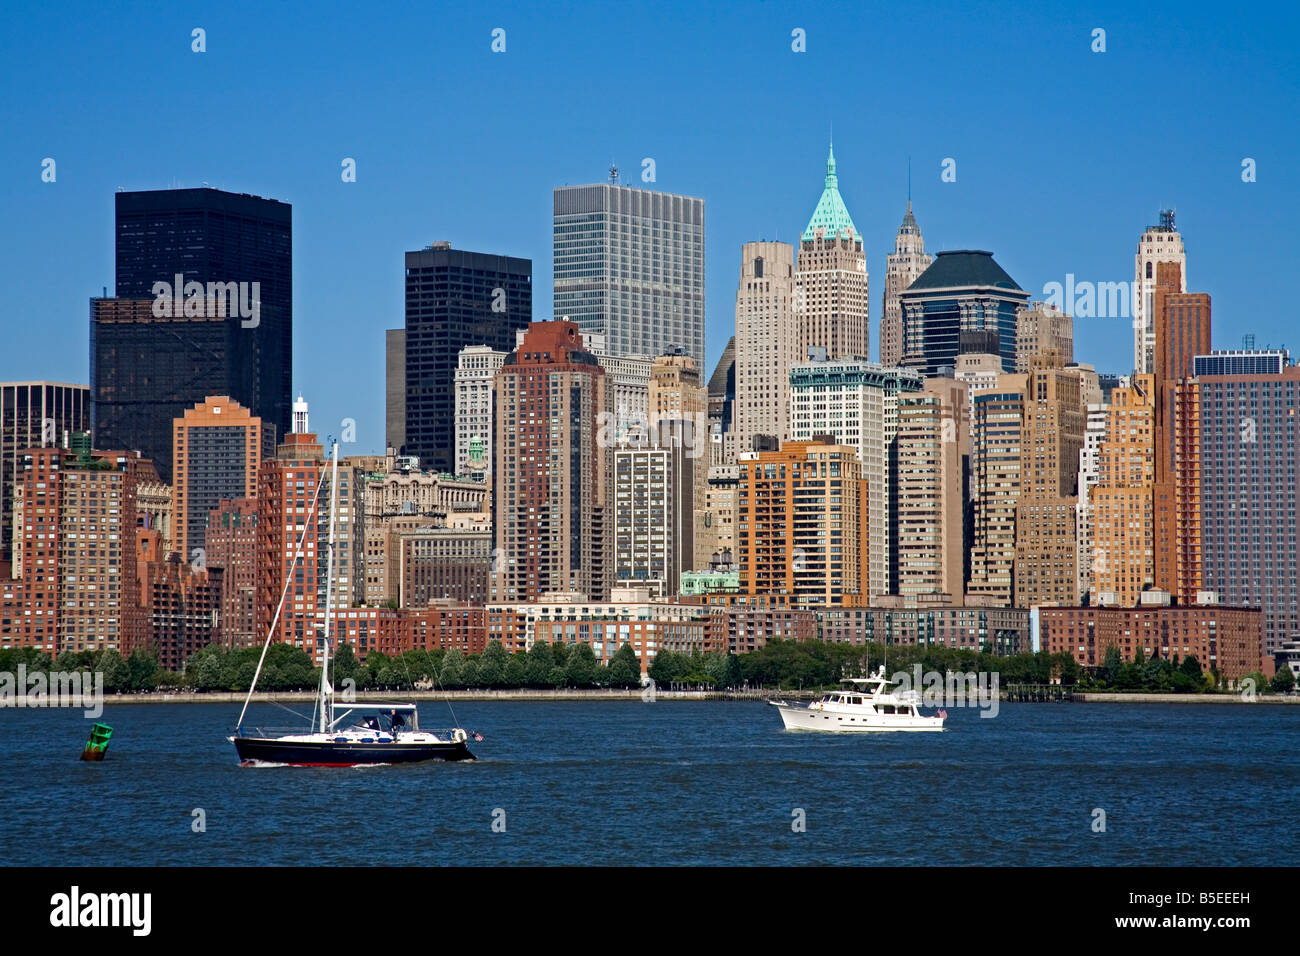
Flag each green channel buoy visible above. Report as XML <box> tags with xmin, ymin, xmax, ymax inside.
<box><xmin>81</xmin><ymin>723</ymin><xmax>113</xmax><ymax>761</ymax></box>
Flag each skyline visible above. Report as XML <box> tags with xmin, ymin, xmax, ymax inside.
<box><xmin>3</xmin><ymin>1</ymin><xmax>1297</xmax><ymax>455</ymax></box>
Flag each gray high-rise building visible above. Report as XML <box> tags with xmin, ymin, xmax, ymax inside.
<box><xmin>1</xmin><ymin>382</ymin><xmax>90</xmax><ymax>565</ymax></box>
<box><xmin>402</xmin><ymin>242</ymin><xmax>531</xmax><ymax>474</ymax></box>
<box><xmin>553</xmin><ymin>181</ymin><xmax>705</xmax><ymax>369</ymax></box>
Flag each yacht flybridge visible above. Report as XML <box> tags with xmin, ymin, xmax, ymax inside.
<box><xmin>769</xmin><ymin>666</ymin><xmax>946</xmax><ymax>732</ymax></box>
<box><xmin>228</xmin><ymin>442</ymin><xmax>475</xmax><ymax>766</ymax></box>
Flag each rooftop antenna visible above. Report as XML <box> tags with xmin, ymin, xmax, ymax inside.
<box><xmin>608</xmin><ymin>162</ymin><xmax>618</xmax><ymax>185</ymax></box>
<box><xmin>908</xmin><ymin>156</ymin><xmax>912</xmax><ymax>209</ymax></box>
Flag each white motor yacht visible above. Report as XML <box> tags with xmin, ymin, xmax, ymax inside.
<box><xmin>769</xmin><ymin>666</ymin><xmax>946</xmax><ymax>732</ymax></box>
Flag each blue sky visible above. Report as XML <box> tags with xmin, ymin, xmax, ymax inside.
<box><xmin>2</xmin><ymin>0</ymin><xmax>1297</xmax><ymax>455</ymax></box>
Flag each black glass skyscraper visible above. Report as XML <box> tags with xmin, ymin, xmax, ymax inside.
<box><xmin>402</xmin><ymin>242</ymin><xmax>531</xmax><ymax>473</ymax></box>
<box><xmin>92</xmin><ymin>188</ymin><xmax>291</xmax><ymax>482</ymax></box>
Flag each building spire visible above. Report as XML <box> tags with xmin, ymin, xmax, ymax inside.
<box><xmin>803</xmin><ymin>142</ymin><xmax>856</xmax><ymax>242</ymax></box>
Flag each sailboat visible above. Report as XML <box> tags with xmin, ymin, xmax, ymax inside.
<box><xmin>228</xmin><ymin>441</ymin><xmax>475</xmax><ymax>766</ymax></box>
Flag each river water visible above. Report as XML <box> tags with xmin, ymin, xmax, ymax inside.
<box><xmin>2</xmin><ymin>699</ymin><xmax>1294</xmax><ymax>866</ymax></box>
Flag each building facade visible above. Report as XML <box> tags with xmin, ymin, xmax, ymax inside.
<box><xmin>1038</xmin><ymin>600</ymin><xmax>1261</xmax><ymax>682</ymax></box>
<box><xmin>899</xmin><ymin>250</ymin><xmax>1030</xmax><ymax>376</ymax></box>
<box><xmin>796</xmin><ymin>145</ymin><xmax>868</xmax><ymax>360</ymax></box>
<box><xmin>2</xmin><ymin>442</ymin><xmax>156</xmax><ymax>654</ymax></box>
<box><xmin>968</xmin><ymin>378</ymin><xmax>1026</xmax><ymax>604</ymax></box>
<box><xmin>172</xmin><ymin>396</ymin><xmax>266</xmax><ymax>566</ymax></box>
<box><xmin>1088</xmin><ymin>375</ymin><xmax>1156</xmax><ymax>606</ymax></box>
<box><xmin>1190</xmin><ymin>362</ymin><xmax>1300</xmax><ymax>656</ymax></box>
<box><xmin>491</xmin><ymin>322</ymin><xmax>609</xmax><ymax>602</ymax></box>
<box><xmin>880</xmin><ymin>203</ymin><xmax>932</xmax><ymax>368</ymax></box>
<box><xmin>100</xmin><ymin>188</ymin><xmax>291</xmax><ymax>481</ymax></box>
<box><xmin>1</xmin><ymin>382</ymin><xmax>89</xmax><ymax>566</ymax></box>
<box><xmin>894</xmin><ymin>379</ymin><xmax>968</xmax><ymax>599</ymax></box>
<box><xmin>453</xmin><ymin>345</ymin><xmax>507</xmax><ymax>479</ymax></box>
<box><xmin>1013</xmin><ymin>362</ymin><xmax>1086</xmax><ymax>608</ymax></box>
<box><xmin>1133</xmin><ymin>210</ymin><xmax>1186</xmax><ymax>375</ymax></box>
<box><xmin>204</xmin><ymin>497</ymin><xmax>259</xmax><ymax>649</ymax></box>
<box><xmin>731</xmin><ymin>241</ymin><xmax>799</xmax><ymax>458</ymax></box>
<box><xmin>735</xmin><ymin>441</ymin><xmax>869</xmax><ymax>608</ymax></box>
<box><xmin>402</xmin><ymin>242</ymin><xmax>531</xmax><ymax>473</ymax></box>
<box><xmin>553</xmin><ymin>182</ymin><xmax>705</xmax><ymax>370</ymax></box>
<box><xmin>788</xmin><ymin>358</ymin><xmax>924</xmax><ymax>597</ymax></box>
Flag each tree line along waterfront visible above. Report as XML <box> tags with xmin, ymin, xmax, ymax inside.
<box><xmin>0</xmin><ymin>640</ymin><xmax>1293</xmax><ymax>696</ymax></box>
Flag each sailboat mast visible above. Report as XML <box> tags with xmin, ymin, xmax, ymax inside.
<box><xmin>318</xmin><ymin>441</ymin><xmax>341</xmax><ymax>734</ymax></box>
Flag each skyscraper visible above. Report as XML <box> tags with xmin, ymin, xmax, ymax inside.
<box><xmin>895</xmin><ymin>378</ymin><xmax>968</xmax><ymax>598</ymax></box>
<box><xmin>204</xmin><ymin>497</ymin><xmax>259</xmax><ymax>649</ymax></box>
<box><xmin>1133</xmin><ymin>210</ymin><xmax>1186</xmax><ymax>375</ymax></box>
<box><xmin>1075</xmin><ymin>402</ymin><xmax>1110</xmax><ymax>602</ymax></box>
<box><xmin>0</xmin><ymin>382</ymin><xmax>89</xmax><ymax>565</ymax></box>
<box><xmin>1089</xmin><ymin>375</ymin><xmax>1156</xmax><ymax>606</ymax></box>
<box><xmin>788</xmin><ymin>357</ymin><xmax>924</xmax><ymax>597</ymax></box>
<box><xmin>1151</xmin><ymin>261</ymin><xmax>1210</xmax><ymax>596</ymax></box>
<box><xmin>2</xmin><ymin>442</ymin><xmax>156</xmax><ymax>654</ymax></box>
<box><xmin>706</xmin><ymin>337</ymin><xmax>736</xmax><ymax>465</ymax></box>
<box><xmin>900</xmin><ymin>250</ymin><xmax>1030</xmax><ymax>376</ymax></box>
<box><xmin>553</xmin><ymin>181</ymin><xmax>705</xmax><ymax>369</ymax></box>
<box><xmin>731</xmin><ymin>241</ymin><xmax>798</xmax><ymax>457</ymax></box>
<box><xmin>880</xmin><ymin>203</ymin><xmax>932</xmax><ymax>367</ymax></box>
<box><xmin>402</xmin><ymin>242</ymin><xmax>531</xmax><ymax>473</ymax></box>
<box><xmin>255</xmin><ymin>409</ymin><xmax>365</xmax><ymax>658</ymax></box>
<box><xmin>735</xmin><ymin>440</ymin><xmax>869</xmax><ymax>607</ymax></box>
<box><xmin>796</xmin><ymin>145</ymin><xmax>868</xmax><ymax>360</ymax></box>
<box><xmin>612</xmin><ymin>442</ymin><xmax>697</xmax><ymax>597</ymax></box>
<box><xmin>491</xmin><ymin>321</ymin><xmax>609</xmax><ymax>602</ymax></box>
<box><xmin>1189</xmin><ymin>360</ymin><xmax>1300</xmax><ymax>657</ymax></box>
<box><xmin>1015</xmin><ymin>302</ymin><xmax>1074</xmax><ymax>371</ymax></box>
<box><xmin>96</xmin><ymin>188</ymin><xmax>292</xmax><ymax>482</ymax></box>
<box><xmin>1012</xmin><ymin>362</ymin><xmax>1086</xmax><ymax>608</ymax></box>
<box><xmin>968</xmin><ymin>376</ymin><xmax>1027</xmax><ymax>605</ymax></box>
<box><xmin>172</xmin><ymin>396</ymin><xmax>267</xmax><ymax>567</ymax></box>
<box><xmin>385</xmin><ymin>329</ymin><xmax>406</xmax><ymax>453</ymax></box>
<box><xmin>453</xmin><ymin>345</ymin><xmax>507</xmax><ymax>479</ymax></box>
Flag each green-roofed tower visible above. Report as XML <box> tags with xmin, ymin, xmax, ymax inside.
<box><xmin>802</xmin><ymin>143</ymin><xmax>859</xmax><ymax>242</ymax></box>
<box><xmin>796</xmin><ymin>141</ymin><xmax>869</xmax><ymax>360</ymax></box>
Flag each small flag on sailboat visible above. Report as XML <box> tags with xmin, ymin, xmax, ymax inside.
<box><xmin>473</xmin><ymin>732</ymin><xmax>484</xmax><ymax>742</ymax></box>
<box><xmin>938</xmin><ymin>709</ymin><xmax>948</xmax><ymax>719</ymax></box>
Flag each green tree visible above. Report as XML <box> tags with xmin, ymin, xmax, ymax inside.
<box><xmin>649</xmin><ymin>650</ymin><xmax>684</xmax><ymax>685</ymax></box>
<box><xmin>98</xmin><ymin>649</ymin><xmax>132</xmax><ymax>693</ymax></box>
<box><xmin>608</xmin><ymin>642</ymin><xmax>642</xmax><ymax>688</ymax></box>
<box><xmin>1100</xmin><ymin>645</ymin><xmax>1123</xmax><ymax>687</ymax></box>
<box><xmin>439</xmin><ymin>649</ymin><xmax>465</xmax><ymax>689</ymax></box>
<box><xmin>564</xmin><ymin>643</ymin><xmax>599</xmax><ymax>687</ymax></box>
<box><xmin>479</xmin><ymin>641</ymin><xmax>509</xmax><ymax>688</ymax></box>
<box><xmin>1271</xmin><ymin>667</ymin><xmax>1295</xmax><ymax>693</ymax></box>
<box><xmin>525</xmin><ymin>642</ymin><xmax>554</xmax><ymax>688</ymax></box>
<box><xmin>127</xmin><ymin>650</ymin><xmax>160</xmax><ymax>690</ymax></box>
<box><xmin>504</xmin><ymin>652</ymin><xmax>528</xmax><ymax>688</ymax></box>
<box><xmin>332</xmin><ymin>642</ymin><xmax>361</xmax><ymax>688</ymax></box>
<box><xmin>193</xmin><ymin>650</ymin><xmax>224</xmax><ymax>692</ymax></box>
